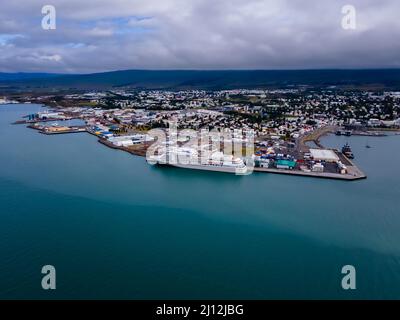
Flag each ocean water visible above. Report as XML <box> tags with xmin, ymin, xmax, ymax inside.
<box><xmin>1</xmin><ymin>104</ymin><xmax>400</xmax><ymax>299</ymax></box>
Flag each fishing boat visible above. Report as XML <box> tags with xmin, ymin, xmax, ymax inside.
<box><xmin>342</xmin><ymin>143</ymin><xmax>354</xmax><ymax>159</ymax></box>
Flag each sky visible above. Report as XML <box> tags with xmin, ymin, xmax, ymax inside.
<box><xmin>0</xmin><ymin>0</ymin><xmax>399</xmax><ymax>73</ymax></box>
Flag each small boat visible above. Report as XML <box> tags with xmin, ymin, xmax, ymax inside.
<box><xmin>342</xmin><ymin>143</ymin><xmax>354</xmax><ymax>159</ymax></box>
<box><xmin>366</xmin><ymin>145</ymin><xmax>371</xmax><ymax>149</ymax></box>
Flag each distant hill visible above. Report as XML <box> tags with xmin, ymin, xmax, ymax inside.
<box><xmin>1</xmin><ymin>69</ymin><xmax>400</xmax><ymax>90</ymax></box>
<box><xmin>0</xmin><ymin>72</ymin><xmax>62</xmax><ymax>82</ymax></box>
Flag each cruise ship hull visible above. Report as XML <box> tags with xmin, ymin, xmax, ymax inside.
<box><xmin>155</xmin><ymin>162</ymin><xmax>248</xmax><ymax>175</ymax></box>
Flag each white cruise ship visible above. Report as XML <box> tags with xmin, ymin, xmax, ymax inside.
<box><xmin>147</xmin><ymin>148</ymin><xmax>248</xmax><ymax>175</ymax></box>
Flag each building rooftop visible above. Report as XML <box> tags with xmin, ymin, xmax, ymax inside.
<box><xmin>310</xmin><ymin>149</ymin><xmax>339</xmax><ymax>162</ymax></box>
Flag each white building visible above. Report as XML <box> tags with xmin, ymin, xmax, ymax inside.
<box><xmin>310</xmin><ymin>149</ymin><xmax>339</xmax><ymax>162</ymax></box>
<box><xmin>312</xmin><ymin>163</ymin><xmax>324</xmax><ymax>172</ymax></box>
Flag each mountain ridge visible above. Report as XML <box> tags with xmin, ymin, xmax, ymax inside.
<box><xmin>1</xmin><ymin>69</ymin><xmax>400</xmax><ymax>90</ymax></box>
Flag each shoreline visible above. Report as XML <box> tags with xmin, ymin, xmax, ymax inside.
<box><xmin>94</xmin><ymin>129</ymin><xmax>367</xmax><ymax>181</ymax></box>
<box><xmin>13</xmin><ymin>108</ymin><xmax>371</xmax><ymax>181</ymax></box>
<box><xmin>29</xmin><ymin>122</ymin><xmax>368</xmax><ymax>180</ymax></box>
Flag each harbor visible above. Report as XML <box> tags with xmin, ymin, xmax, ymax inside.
<box><xmin>12</xmin><ymin>109</ymin><xmax>371</xmax><ymax>181</ymax></box>
<box><xmin>5</xmin><ymin>87</ymin><xmax>399</xmax><ymax>183</ymax></box>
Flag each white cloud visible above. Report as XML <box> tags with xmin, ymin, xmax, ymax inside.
<box><xmin>40</xmin><ymin>54</ymin><xmax>62</xmax><ymax>62</ymax></box>
<box><xmin>86</xmin><ymin>27</ymin><xmax>114</xmax><ymax>37</ymax></box>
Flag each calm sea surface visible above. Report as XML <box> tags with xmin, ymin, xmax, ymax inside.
<box><xmin>1</xmin><ymin>104</ymin><xmax>400</xmax><ymax>299</ymax></box>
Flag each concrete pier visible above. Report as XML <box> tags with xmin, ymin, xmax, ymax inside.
<box><xmin>253</xmin><ymin>166</ymin><xmax>366</xmax><ymax>181</ymax></box>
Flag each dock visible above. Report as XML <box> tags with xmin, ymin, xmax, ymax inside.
<box><xmin>96</xmin><ymin>131</ymin><xmax>367</xmax><ymax>180</ymax></box>
<box><xmin>27</xmin><ymin>124</ymin><xmax>87</xmax><ymax>135</ymax></box>
<box><xmin>254</xmin><ymin>147</ymin><xmax>366</xmax><ymax>181</ymax></box>
<box><xmin>254</xmin><ymin>166</ymin><xmax>366</xmax><ymax>181</ymax></box>
<box><xmin>13</xmin><ymin>117</ymin><xmax>79</xmax><ymax>125</ymax></box>
<box><xmin>98</xmin><ymin>137</ymin><xmax>150</xmax><ymax>157</ymax></box>
<box><xmin>40</xmin><ymin>127</ymin><xmax>87</xmax><ymax>135</ymax></box>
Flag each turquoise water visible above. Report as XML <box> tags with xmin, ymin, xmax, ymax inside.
<box><xmin>1</xmin><ymin>104</ymin><xmax>400</xmax><ymax>299</ymax></box>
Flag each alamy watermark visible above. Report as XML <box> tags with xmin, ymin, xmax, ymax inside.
<box><xmin>341</xmin><ymin>5</ymin><xmax>357</xmax><ymax>30</ymax></box>
<box><xmin>341</xmin><ymin>265</ymin><xmax>356</xmax><ymax>290</ymax></box>
<box><xmin>146</xmin><ymin>121</ymin><xmax>255</xmax><ymax>175</ymax></box>
<box><xmin>41</xmin><ymin>5</ymin><xmax>56</xmax><ymax>30</ymax></box>
<box><xmin>41</xmin><ymin>265</ymin><xmax>56</xmax><ymax>290</ymax></box>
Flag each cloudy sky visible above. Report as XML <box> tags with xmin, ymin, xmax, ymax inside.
<box><xmin>0</xmin><ymin>0</ymin><xmax>399</xmax><ymax>73</ymax></box>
